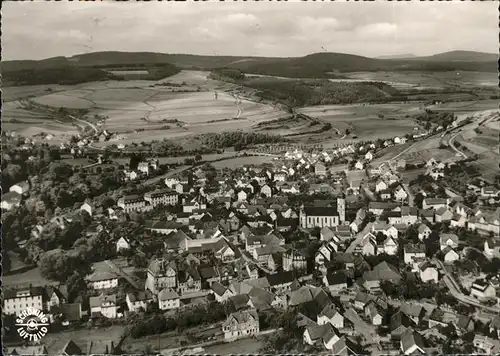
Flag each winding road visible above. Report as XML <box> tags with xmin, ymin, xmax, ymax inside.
<box><xmin>433</xmin><ymin>258</ymin><xmax>500</xmax><ymax>314</ymax></box>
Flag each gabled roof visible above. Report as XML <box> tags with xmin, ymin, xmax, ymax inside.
<box><xmin>325</xmin><ymin>270</ymin><xmax>348</xmax><ymax>286</ymax></box>
<box><xmin>266</xmin><ymin>271</ymin><xmax>295</xmax><ymax>286</ymax></box>
<box><xmin>440</xmin><ymin>233</ymin><xmax>459</xmax><ymax>245</ymax></box>
<box><xmin>400</xmin><ymin>328</ymin><xmax>426</xmax><ymax>353</ymax></box>
<box><xmin>223</xmin><ymin>309</ymin><xmax>258</xmax><ymax>327</ymax></box>
<box><xmin>127</xmin><ymin>290</ymin><xmax>153</xmax><ymax>303</ymax></box>
<box><xmin>390</xmin><ymin>311</ymin><xmax>415</xmax><ymax>331</ymax></box>
<box><xmin>58</xmin><ymin>303</ymin><xmax>82</xmax><ymax>322</ymax></box>
<box><xmin>211</xmin><ymin>281</ymin><xmax>229</xmax><ymax>296</ymax></box>
<box><xmin>158</xmin><ymin>289</ymin><xmax>179</xmax><ymax>301</ymax></box>
<box><xmin>363</xmin><ymin>261</ymin><xmax>401</xmax><ymax>282</ymax></box>
<box><xmin>61</xmin><ymin>340</ymin><xmax>82</xmax><ymax>356</ymax></box>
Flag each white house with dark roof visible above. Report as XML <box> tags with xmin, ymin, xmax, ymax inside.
<box><xmin>126</xmin><ymin>291</ymin><xmax>153</xmax><ymax>313</ymax></box>
<box><xmin>440</xmin><ymin>233</ymin><xmax>459</xmax><ymax>250</ymax></box>
<box><xmin>89</xmin><ymin>294</ymin><xmax>117</xmax><ymax>319</ymax></box>
<box><xmin>403</xmin><ymin>244</ymin><xmax>426</xmax><ymax>265</ymax></box>
<box><xmin>419</xmin><ymin>261</ymin><xmax>439</xmax><ymax>283</ymax></box>
<box><xmin>9</xmin><ymin>181</ymin><xmax>30</xmax><ymax>195</ymax></box>
<box><xmin>222</xmin><ymin>309</ymin><xmax>260</xmax><ymax>341</ymax></box>
<box><xmin>470</xmin><ymin>279</ymin><xmax>496</xmax><ymax>301</ymax></box>
<box><xmin>317</xmin><ymin>303</ymin><xmax>344</xmax><ymax>329</ymax></box>
<box><xmin>400</xmin><ymin>328</ymin><xmax>426</xmax><ymax>355</ymax></box>
<box><xmin>158</xmin><ymin>289</ymin><xmax>180</xmax><ymax>310</ymax></box>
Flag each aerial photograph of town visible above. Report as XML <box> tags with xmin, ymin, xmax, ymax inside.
<box><xmin>1</xmin><ymin>1</ymin><xmax>499</xmax><ymax>355</ymax></box>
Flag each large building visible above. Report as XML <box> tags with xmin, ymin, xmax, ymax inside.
<box><xmin>299</xmin><ymin>198</ymin><xmax>345</xmax><ymax>229</ymax></box>
<box><xmin>4</xmin><ymin>287</ymin><xmax>46</xmax><ymax>316</ymax></box>
<box><xmin>117</xmin><ymin>195</ymin><xmax>151</xmax><ymax>213</ymax></box>
<box><xmin>144</xmin><ymin>189</ymin><xmax>178</xmax><ymax>207</ymax></box>
<box><xmin>145</xmin><ymin>258</ymin><xmax>178</xmax><ymax>294</ymax></box>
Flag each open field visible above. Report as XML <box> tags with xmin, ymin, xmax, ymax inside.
<box><xmin>297</xmin><ymin>103</ymin><xmax>423</xmax><ymax>140</ymax></box>
<box><xmin>3</xmin><ymin>267</ymin><xmax>58</xmax><ymax>288</ymax></box>
<box><xmin>204</xmin><ymin>337</ymin><xmax>264</xmax><ymax>354</ymax></box>
<box><xmin>3</xmin><ymin>69</ymin><xmax>499</xmax><ymax>147</ymax></box>
<box><xmin>3</xmin><ymin>70</ymin><xmax>289</xmax><ymax>144</ymax></box>
<box><xmin>345</xmin><ymin>71</ymin><xmax>499</xmax><ymax>90</ymax></box>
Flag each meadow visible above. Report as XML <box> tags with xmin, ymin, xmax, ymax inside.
<box><xmin>297</xmin><ymin>103</ymin><xmax>423</xmax><ymax>140</ymax></box>
<box><xmin>3</xmin><ymin>70</ymin><xmax>288</xmax><ymax>145</ymax></box>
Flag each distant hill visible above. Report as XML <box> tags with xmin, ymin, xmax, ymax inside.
<box><xmin>2</xmin><ymin>50</ymin><xmax>497</xmax><ymax>86</ymax></box>
<box><xmin>377</xmin><ymin>54</ymin><xmax>416</xmax><ymax>59</ymax></box>
<box><xmin>412</xmin><ymin>50</ymin><xmax>498</xmax><ymax>62</ymax></box>
<box><xmin>227</xmin><ymin>52</ymin><xmax>497</xmax><ymax>77</ymax></box>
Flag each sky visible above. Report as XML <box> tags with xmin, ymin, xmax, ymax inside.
<box><xmin>3</xmin><ymin>1</ymin><xmax>498</xmax><ymax>61</ymax></box>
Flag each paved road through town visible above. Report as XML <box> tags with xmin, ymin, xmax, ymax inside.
<box><xmin>433</xmin><ymin>258</ymin><xmax>500</xmax><ymax>314</ymax></box>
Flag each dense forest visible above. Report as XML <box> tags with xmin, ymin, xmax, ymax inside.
<box><xmin>2</xmin><ymin>63</ymin><xmax>180</xmax><ymax>86</ymax></box>
<box><xmin>197</xmin><ymin>131</ymin><xmax>287</xmax><ymax>149</ymax></box>
<box><xmin>2</xmin><ymin>67</ymin><xmax>116</xmax><ymax>86</ymax></box>
<box><xmin>241</xmin><ymin>78</ymin><xmax>406</xmax><ymax>107</ymax></box>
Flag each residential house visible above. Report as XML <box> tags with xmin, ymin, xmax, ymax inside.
<box><xmin>89</xmin><ymin>294</ymin><xmax>118</xmax><ymax>319</ymax></box>
<box><xmin>222</xmin><ymin>309</ymin><xmax>260</xmax><ymax>341</ymax></box>
<box><xmin>362</xmin><ymin>262</ymin><xmax>401</xmax><ymax>291</ymax></box>
<box><xmin>440</xmin><ymin>233</ymin><xmax>459</xmax><ymax>251</ymax></box>
<box><xmin>454</xmin><ymin>315</ymin><xmax>475</xmax><ymax>336</ymax></box>
<box><xmin>387</xmin><ymin>211</ymin><xmax>403</xmax><ymax>225</ymax></box>
<box><xmin>315</xmin><ymin>163</ymin><xmax>327</xmax><ymax>176</ymax></box>
<box><xmin>303</xmin><ymin>323</ymin><xmax>341</xmax><ymax>350</ymax></box>
<box><xmin>126</xmin><ymin>291</ymin><xmax>153</xmax><ymax>313</ymax></box>
<box><xmin>383</xmin><ymin>236</ymin><xmax>398</xmax><ymax>256</ymax></box>
<box><xmin>394</xmin><ymin>186</ymin><xmax>408</xmax><ymax>201</ymax></box>
<box><xmin>315</xmin><ymin>241</ymin><xmax>338</xmax><ymax>268</ymax></box>
<box><xmin>260</xmin><ymin>184</ymin><xmax>273</xmax><ymax>198</ymax></box>
<box><xmin>484</xmin><ymin>238</ymin><xmax>500</xmax><ymax>258</ymax></box>
<box><xmin>116</xmin><ymin>237</ymin><xmax>131</xmax><ymax>252</ymax></box>
<box><xmin>443</xmin><ymin>247</ymin><xmax>460</xmax><ymax>264</ymax></box>
<box><xmin>422</xmin><ymin>198</ymin><xmax>448</xmax><ymax>210</ymax></box>
<box><xmin>400</xmin><ymin>328</ymin><xmax>426</xmax><ymax>355</ymax></box>
<box><xmin>403</xmin><ymin>244</ymin><xmax>426</xmax><ymax>265</ymax></box>
<box><xmin>177</xmin><ymin>267</ymin><xmax>202</xmax><ymax>295</ymax></box>
<box><xmin>418</xmin><ymin>224</ymin><xmax>432</xmax><ymax>241</ymax></box>
<box><xmin>317</xmin><ymin>303</ymin><xmax>344</xmax><ymax>329</ymax></box>
<box><xmin>158</xmin><ymin>289</ymin><xmax>180</xmax><ymax>310</ymax></box>
<box><xmin>211</xmin><ymin>282</ymin><xmax>235</xmax><ymax>303</ymax></box>
<box><xmin>401</xmin><ymin>207</ymin><xmax>418</xmax><ymax>225</ymax></box>
<box><xmin>9</xmin><ymin>181</ymin><xmax>30</xmax><ymax>195</ymax></box>
<box><xmin>80</xmin><ymin>202</ymin><xmax>93</xmax><ymax>216</ymax></box>
<box><xmin>435</xmin><ymin>207</ymin><xmax>453</xmax><ymax>222</ymax></box>
<box><xmin>473</xmin><ymin>335</ymin><xmax>500</xmax><ymax>355</ymax></box>
<box><xmin>470</xmin><ymin>279</ymin><xmax>496</xmax><ymax>301</ymax></box>
<box><xmin>323</xmin><ymin>270</ymin><xmax>349</xmax><ymax>294</ymax></box>
<box><xmin>355</xmin><ymin>161</ymin><xmax>364</xmax><ymax>170</ymax></box>
<box><xmin>419</xmin><ymin>261</ymin><xmax>439</xmax><ymax>283</ymax></box>
<box><xmin>364</xmin><ymin>300</ymin><xmax>384</xmax><ymax>326</ymax></box>
<box><xmin>390</xmin><ymin>311</ymin><xmax>416</xmax><ymax>340</ymax></box>
<box><xmin>282</xmin><ymin>248</ymin><xmax>308</xmax><ymax>272</ymax></box>
<box><xmin>360</xmin><ymin>233</ymin><xmax>377</xmax><ymax>256</ymax></box>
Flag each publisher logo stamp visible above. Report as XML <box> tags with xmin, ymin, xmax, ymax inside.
<box><xmin>15</xmin><ymin>308</ymin><xmax>49</xmax><ymax>342</ymax></box>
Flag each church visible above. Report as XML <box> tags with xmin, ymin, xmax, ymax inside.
<box><xmin>299</xmin><ymin>197</ymin><xmax>346</xmax><ymax>229</ymax></box>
